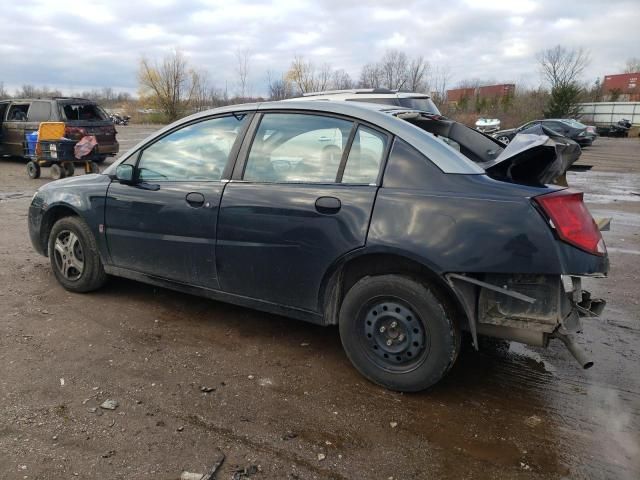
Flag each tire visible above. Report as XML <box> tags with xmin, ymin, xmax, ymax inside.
<box><xmin>48</xmin><ymin>216</ymin><xmax>107</xmax><ymax>293</ymax></box>
<box><xmin>27</xmin><ymin>161</ymin><xmax>41</xmax><ymax>179</ymax></box>
<box><xmin>50</xmin><ymin>163</ymin><xmax>65</xmax><ymax>180</ymax></box>
<box><xmin>339</xmin><ymin>275</ymin><xmax>461</xmax><ymax>392</ymax></box>
<box><xmin>62</xmin><ymin>162</ymin><xmax>75</xmax><ymax>177</ymax></box>
<box><xmin>497</xmin><ymin>135</ymin><xmax>510</xmax><ymax>144</ymax></box>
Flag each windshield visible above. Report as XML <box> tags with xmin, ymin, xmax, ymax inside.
<box><xmin>398</xmin><ymin>97</ymin><xmax>441</xmax><ymax>114</ymax></box>
<box><xmin>60</xmin><ymin>103</ymin><xmax>109</xmax><ymax>121</ymax></box>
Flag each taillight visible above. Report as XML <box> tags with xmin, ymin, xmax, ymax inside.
<box><xmin>65</xmin><ymin>126</ymin><xmax>87</xmax><ymax>140</ymax></box>
<box><xmin>534</xmin><ymin>189</ymin><xmax>605</xmax><ymax>256</ymax></box>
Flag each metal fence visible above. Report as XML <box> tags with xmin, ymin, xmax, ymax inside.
<box><xmin>578</xmin><ymin>102</ymin><xmax>640</xmax><ymax>126</ymax></box>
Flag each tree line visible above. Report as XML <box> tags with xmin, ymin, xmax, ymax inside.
<box><xmin>3</xmin><ymin>49</ymin><xmax>639</xmax><ymax>127</ymax></box>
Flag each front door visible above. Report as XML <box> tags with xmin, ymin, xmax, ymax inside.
<box><xmin>217</xmin><ymin>112</ymin><xmax>390</xmax><ymax>312</ymax></box>
<box><xmin>5</xmin><ymin>103</ymin><xmax>33</xmax><ymax>156</ymax></box>
<box><xmin>105</xmin><ymin>114</ymin><xmax>250</xmax><ymax>288</ymax></box>
<box><xmin>0</xmin><ymin>102</ymin><xmax>8</xmax><ymax>156</ymax></box>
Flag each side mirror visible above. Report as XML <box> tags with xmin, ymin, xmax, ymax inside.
<box><xmin>115</xmin><ymin>164</ymin><xmax>135</xmax><ymax>184</ymax></box>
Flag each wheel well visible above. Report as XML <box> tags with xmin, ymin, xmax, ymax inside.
<box><xmin>322</xmin><ymin>253</ymin><xmax>468</xmax><ymax>330</ymax></box>
<box><xmin>40</xmin><ymin>206</ymin><xmax>78</xmax><ymax>255</ymax></box>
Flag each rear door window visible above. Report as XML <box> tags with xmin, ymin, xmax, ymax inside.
<box><xmin>342</xmin><ymin>125</ymin><xmax>388</xmax><ymax>184</ymax></box>
<box><xmin>7</xmin><ymin>104</ymin><xmax>30</xmax><ymax>122</ymax></box>
<box><xmin>27</xmin><ymin>101</ymin><xmax>52</xmax><ymax>122</ymax></box>
<box><xmin>243</xmin><ymin>113</ymin><xmax>354</xmax><ymax>183</ymax></box>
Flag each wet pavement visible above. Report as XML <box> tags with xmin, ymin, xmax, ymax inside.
<box><xmin>0</xmin><ymin>130</ymin><xmax>638</xmax><ymax>479</ymax></box>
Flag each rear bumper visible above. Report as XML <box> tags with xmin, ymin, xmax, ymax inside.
<box><xmin>446</xmin><ymin>273</ymin><xmax>606</xmax><ymax>368</ymax></box>
<box><xmin>97</xmin><ymin>141</ymin><xmax>119</xmax><ymax>156</ymax></box>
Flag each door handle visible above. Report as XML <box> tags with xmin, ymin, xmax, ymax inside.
<box><xmin>315</xmin><ymin>196</ymin><xmax>341</xmax><ymax>214</ymax></box>
<box><xmin>186</xmin><ymin>192</ymin><xmax>205</xmax><ymax>208</ymax></box>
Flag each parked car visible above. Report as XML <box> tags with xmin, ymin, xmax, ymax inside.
<box><xmin>0</xmin><ymin>97</ymin><xmax>119</xmax><ymax>162</ymax></box>
<box><xmin>494</xmin><ymin>119</ymin><xmax>593</xmax><ymax>147</ymax></box>
<box><xmin>28</xmin><ymin>101</ymin><xmax>608</xmax><ymax>391</ymax></box>
<box><xmin>295</xmin><ymin>88</ymin><xmax>441</xmax><ymax>114</ymax></box>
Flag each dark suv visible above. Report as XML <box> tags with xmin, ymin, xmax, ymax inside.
<box><xmin>0</xmin><ymin>97</ymin><xmax>119</xmax><ymax>162</ymax></box>
<box><xmin>28</xmin><ymin>101</ymin><xmax>608</xmax><ymax>391</ymax></box>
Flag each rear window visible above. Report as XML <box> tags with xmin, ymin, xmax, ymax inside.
<box><xmin>561</xmin><ymin>119</ymin><xmax>585</xmax><ymax>128</ymax></box>
<box><xmin>397</xmin><ymin>97</ymin><xmax>441</xmax><ymax>115</ymax></box>
<box><xmin>60</xmin><ymin>103</ymin><xmax>108</xmax><ymax>121</ymax></box>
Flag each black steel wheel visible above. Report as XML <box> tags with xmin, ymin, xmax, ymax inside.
<box><xmin>48</xmin><ymin>216</ymin><xmax>107</xmax><ymax>292</ymax></box>
<box><xmin>62</xmin><ymin>162</ymin><xmax>75</xmax><ymax>177</ymax></box>
<box><xmin>339</xmin><ymin>274</ymin><xmax>460</xmax><ymax>392</ymax></box>
<box><xmin>50</xmin><ymin>163</ymin><xmax>65</xmax><ymax>180</ymax></box>
<box><xmin>27</xmin><ymin>161</ymin><xmax>41</xmax><ymax>179</ymax></box>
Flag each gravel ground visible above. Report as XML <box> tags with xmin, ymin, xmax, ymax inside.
<box><xmin>1</xmin><ymin>128</ymin><xmax>638</xmax><ymax>480</ymax></box>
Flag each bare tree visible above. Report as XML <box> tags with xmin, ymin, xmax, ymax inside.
<box><xmin>359</xmin><ymin>63</ymin><xmax>381</xmax><ymax>88</ymax></box>
<box><xmin>331</xmin><ymin>69</ymin><xmax>354</xmax><ymax>90</ymax></box>
<box><xmin>427</xmin><ymin>64</ymin><xmax>451</xmax><ymax>105</ymax></box>
<box><xmin>538</xmin><ymin>45</ymin><xmax>590</xmax><ymax>89</ymax></box>
<box><xmin>286</xmin><ymin>55</ymin><xmax>317</xmax><ymax>94</ymax></box>
<box><xmin>407</xmin><ymin>56</ymin><xmax>429</xmax><ymax>92</ymax></box>
<box><xmin>138</xmin><ymin>49</ymin><xmax>199</xmax><ymax>121</ymax></box>
<box><xmin>624</xmin><ymin>57</ymin><xmax>640</xmax><ymax>74</ymax></box>
<box><xmin>267</xmin><ymin>70</ymin><xmax>294</xmax><ymax>100</ymax></box>
<box><xmin>379</xmin><ymin>50</ymin><xmax>409</xmax><ymax>90</ymax></box>
<box><xmin>235</xmin><ymin>49</ymin><xmax>251</xmax><ymax>99</ymax></box>
<box><xmin>0</xmin><ymin>82</ymin><xmax>8</xmax><ymax>99</ymax></box>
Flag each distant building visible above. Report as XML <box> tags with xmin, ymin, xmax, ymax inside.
<box><xmin>446</xmin><ymin>83</ymin><xmax>515</xmax><ymax>105</ymax></box>
<box><xmin>602</xmin><ymin>73</ymin><xmax>640</xmax><ymax>101</ymax></box>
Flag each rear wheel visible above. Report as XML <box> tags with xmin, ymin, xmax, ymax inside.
<box><xmin>27</xmin><ymin>161</ymin><xmax>41</xmax><ymax>179</ymax></box>
<box><xmin>339</xmin><ymin>275</ymin><xmax>460</xmax><ymax>392</ymax></box>
<box><xmin>497</xmin><ymin>135</ymin><xmax>510</xmax><ymax>144</ymax></box>
<box><xmin>48</xmin><ymin>216</ymin><xmax>107</xmax><ymax>292</ymax></box>
<box><xmin>50</xmin><ymin>163</ymin><xmax>65</xmax><ymax>180</ymax></box>
<box><xmin>62</xmin><ymin>162</ymin><xmax>75</xmax><ymax>177</ymax></box>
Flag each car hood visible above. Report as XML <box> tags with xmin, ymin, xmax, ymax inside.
<box><xmin>478</xmin><ymin>125</ymin><xmax>582</xmax><ymax>186</ymax></box>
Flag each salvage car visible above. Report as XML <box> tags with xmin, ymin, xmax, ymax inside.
<box><xmin>28</xmin><ymin>101</ymin><xmax>608</xmax><ymax>391</ymax></box>
<box><xmin>0</xmin><ymin>97</ymin><xmax>119</xmax><ymax>162</ymax></box>
<box><xmin>493</xmin><ymin>118</ymin><xmax>593</xmax><ymax>147</ymax></box>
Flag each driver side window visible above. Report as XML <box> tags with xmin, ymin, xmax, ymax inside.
<box><xmin>138</xmin><ymin>115</ymin><xmax>247</xmax><ymax>182</ymax></box>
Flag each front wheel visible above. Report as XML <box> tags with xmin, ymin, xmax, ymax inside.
<box><xmin>497</xmin><ymin>135</ymin><xmax>510</xmax><ymax>144</ymax></box>
<box><xmin>48</xmin><ymin>216</ymin><xmax>107</xmax><ymax>292</ymax></box>
<box><xmin>339</xmin><ymin>275</ymin><xmax>460</xmax><ymax>392</ymax></box>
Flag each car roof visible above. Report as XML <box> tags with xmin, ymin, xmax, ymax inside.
<box><xmin>110</xmin><ymin>100</ymin><xmax>484</xmax><ymax>175</ymax></box>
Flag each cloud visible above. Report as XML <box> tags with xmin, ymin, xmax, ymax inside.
<box><xmin>0</xmin><ymin>0</ymin><xmax>638</xmax><ymax>96</ymax></box>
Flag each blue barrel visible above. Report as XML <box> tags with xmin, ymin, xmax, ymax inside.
<box><xmin>26</xmin><ymin>131</ymin><xmax>38</xmax><ymax>156</ymax></box>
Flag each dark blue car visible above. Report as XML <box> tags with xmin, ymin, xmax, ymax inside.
<box><xmin>28</xmin><ymin>101</ymin><xmax>608</xmax><ymax>391</ymax></box>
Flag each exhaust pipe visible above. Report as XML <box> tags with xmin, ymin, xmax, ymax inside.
<box><xmin>553</xmin><ymin>332</ymin><xmax>594</xmax><ymax>369</ymax></box>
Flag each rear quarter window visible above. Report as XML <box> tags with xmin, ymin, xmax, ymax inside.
<box><xmin>27</xmin><ymin>101</ymin><xmax>52</xmax><ymax>122</ymax></box>
<box><xmin>382</xmin><ymin>138</ymin><xmax>444</xmax><ymax>190</ymax></box>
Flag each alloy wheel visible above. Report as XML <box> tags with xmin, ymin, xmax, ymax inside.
<box><xmin>52</xmin><ymin>230</ymin><xmax>85</xmax><ymax>281</ymax></box>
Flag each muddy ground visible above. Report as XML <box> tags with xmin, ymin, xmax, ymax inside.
<box><xmin>1</xmin><ymin>128</ymin><xmax>639</xmax><ymax>480</ymax></box>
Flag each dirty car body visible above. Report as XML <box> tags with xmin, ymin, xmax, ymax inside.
<box><xmin>28</xmin><ymin>101</ymin><xmax>609</xmax><ymax>391</ymax></box>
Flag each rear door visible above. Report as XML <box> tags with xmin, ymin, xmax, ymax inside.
<box><xmin>216</xmin><ymin>112</ymin><xmax>390</xmax><ymax>311</ymax></box>
<box><xmin>105</xmin><ymin>113</ymin><xmax>250</xmax><ymax>288</ymax></box>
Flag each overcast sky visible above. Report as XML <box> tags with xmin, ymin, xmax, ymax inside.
<box><xmin>1</xmin><ymin>0</ymin><xmax>638</xmax><ymax>96</ymax></box>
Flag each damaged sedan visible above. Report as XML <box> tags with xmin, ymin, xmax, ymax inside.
<box><xmin>28</xmin><ymin>101</ymin><xmax>608</xmax><ymax>392</ymax></box>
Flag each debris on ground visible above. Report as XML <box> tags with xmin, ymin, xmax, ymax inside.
<box><xmin>282</xmin><ymin>431</ymin><xmax>298</xmax><ymax>440</ymax></box>
<box><xmin>317</xmin><ymin>453</ymin><xmax>326</xmax><ymax>461</ymax></box>
<box><xmin>99</xmin><ymin>399</ymin><xmax>119</xmax><ymax>410</ymax></box>
<box><xmin>201</xmin><ymin>450</ymin><xmax>226</xmax><ymax>480</ymax></box>
<box><xmin>390</xmin><ymin>421</ymin><xmax>398</xmax><ymax>428</ymax></box>
<box><xmin>232</xmin><ymin>464</ymin><xmax>258</xmax><ymax>479</ymax></box>
<box><xmin>200</xmin><ymin>386</ymin><xmax>216</xmax><ymax>393</ymax></box>
<box><xmin>101</xmin><ymin>450</ymin><xmax>115</xmax><ymax>459</ymax></box>
<box><xmin>180</xmin><ymin>473</ymin><xmax>203</xmax><ymax>480</ymax></box>
<box><xmin>524</xmin><ymin>415</ymin><xmax>542</xmax><ymax>428</ymax></box>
